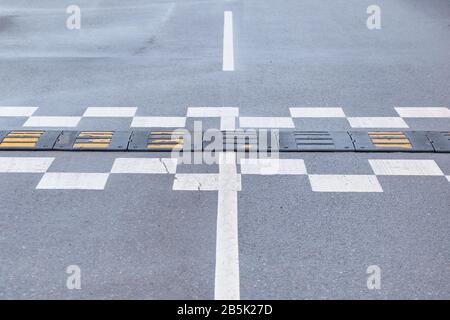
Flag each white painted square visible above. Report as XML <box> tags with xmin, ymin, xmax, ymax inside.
<box><xmin>172</xmin><ymin>174</ymin><xmax>219</xmax><ymax>191</ymax></box>
<box><xmin>240</xmin><ymin>159</ymin><xmax>307</xmax><ymax>175</ymax></box>
<box><xmin>308</xmin><ymin>175</ymin><xmax>383</xmax><ymax>192</ymax></box>
<box><xmin>368</xmin><ymin>159</ymin><xmax>444</xmax><ymax>176</ymax></box>
<box><xmin>23</xmin><ymin>116</ymin><xmax>81</xmax><ymax>127</ymax></box>
<box><xmin>187</xmin><ymin>107</ymin><xmax>239</xmax><ymax>117</ymax></box>
<box><xmin>111</xmin><ymin>158</ymin><xmax>177</xmax><ymax>174</ymax></box>
<box><xmin>131</xmin><ymin>117</ymin><xmax>186</xmax><ymax>128</ymax></box>
<box><xmin>0</xmin><ymin>157</ymin><xmax>54</xmax><ymax>173</ymax></box>
<box><xmin>239</xmin><ymin>117</ymin><xmax>294</xmax><ymax>128</ymax></box>
<box><xmin>395</xmin><ymin>107</ymin><xmax>450</xmax><ymax>118</ymax></box>
<box><xmin>36</xmin><ymin>173</ymin><xmax>109</xmax><ymax>190</ymax></box>
<box><xmin>0</xmin><ymin>106</ymin><xmax>38</xmax><ymax>117</ymax></box>
<box><xmin>290</xmin><ymin>107</ymin><xmax>346</xmax><ymax>118</ymax></box>
<box><xmin>83</xmin><ymin>107</ymin><xmax>137</xmax><ymax>117</ymax></box>
<box><xmin>347</xmin><ymin>117</ymin><xmax>408</xmax><ymax>128</ymax></box>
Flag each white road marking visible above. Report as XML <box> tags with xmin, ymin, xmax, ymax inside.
<box><xmin>83</xmin><ymin>107</ymin><xmax>137</xmax><ymax>117</ymax></box>
<box><xmin>131</xmin><ymin>117</ymin><xmax>186</xmax><ymax>128</ymax></box>
<box><xmin>0</xmin><ymin>157</ymin><xmax>54</xmax><ymax>173</ymax></box>
<box><xmin>395</xmin><ymin>107</ymin><xmax>450</xmax><ymax>118</ymax></box>
<box><xmin>23</xmin><ymin>116</ymin><xmax>81</xmax><ymax>127</ymax></box>
<box><xmin>446</xmin><ymin>176</ymin><xmax>450</xmax><ymax>183</ymax></box>
<box><xmin>347</xmin><ymin>117</ymin><xmax>409</xmax><ymax>128</ymax></box>
<box><xmin>186</xmin><ymin>107</ymin><xmax>238</xmax><ymax>130</ymax></box>
<box><xmin>308</xmin><ymin>175</ymin><xmax>383</xmax><ymax>192</ymax></box>
<box><xmin>111</xmin><ymin>158</ymin><xmax>177</xmax><ymax>174</ymax></box>
<box><xmin>289</xmin><ymin>107</ymin><xmax>346</xmax><ymax>118</ymax></box>
<box><xmin>223</xmin><ymin>11</ymin><xmax>234</xmax><ymax>71</ymax></box>
<box><xmin>187</xmin><ymin>107</ymin><xmax>239</xmax><ymax>118</ymax></box>
<box><xmin>0</xmin><ymin>106</ymin><xmax>38</xmax><ymax>117</ymax></box>
<box><xmin>171</xmin><ymin>153</ymin><xmax>241</xmax><ymax>299</ymax></box>
<box><xmin>173</xmin><ymin>174</ymin><xmax>219</xmax><ymax>191</ymax></box>
<box><xmin>239</xmin><ymin>117</ymin><xmax>295</xmax><ymax>128</ymax></box>
<box><xmin>36</xmin><ymin>172</ymin><xmax>109</xmax><ymax>190</ymax></box>
<box><xmin>368</xmin><ymin>159</ymin><xmax>444</xmax><ymax>176</ymax></box>
<box><xmin>240</xmin><ymin>158</ymin><xmax>307</xmax><ymax>175</ymax></box>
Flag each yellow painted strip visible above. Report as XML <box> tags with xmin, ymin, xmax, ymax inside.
<box><xmin>75</xmin><ymin>138</ymin><xmax>111</xmax><ymax>143</ymax></box>
<box><xmin>0</xmin><ymin>142</ymin><xmax>36</xmax><ymax>147</ymax></box>
<box><xmin>147</xmin><ymin>144</ymin><xmax>183</xmax><ymax>149</ymax></box>
<box><xmin>73</xmin><ymin>143</ymin><xmax>109</xmax><ymax>148</ymax></box>
<box><xmin>3</xmin><ymin>138</ymin><xmax>39</xmax><ymax>142</ymax></box>
<box><xmin>374</xmin><ymin>143</ymin><xmax>412</xmax><ymax>149</ymax></box>
<box><xmin>79</xmin><ymin>133</ymin><xmax>113</xmax><ymax>137</ymax></box>
<box><xmin>7</xmin><ymin>133</ymin><xmax>42</xmax><ymax>137</ymax></box>
<box><xmin>371</xmin><ymin>138</ymin><xmax>410</xmax><ymax>143</ymax></box>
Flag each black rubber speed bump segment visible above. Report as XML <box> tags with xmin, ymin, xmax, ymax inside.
<box><xmin>203</xmin><ymin>129</ymin><xmax>276</xmax><ymax>152</ymax></box>
<box><xmin>0</xmin><ymin>130</ymin><xmax>61</xmax><ymax>150</ymax></box>
<box><xmin>350</xmin><ymin>131</ymin><xmax>434</xmax><ymax>152</ymax></box>
<box><xmin>129</xmin><ymin>129</ymin><xmax>199</xmax><ymax>151</ymax></box>
<box><xmin>426</xmin><ymin>131</ymin><xmax>450</xmax><ymax>152</ymax></box>
<box><xmin>53</xmin><ymin>131</ymin><xmax>130</xmax><ymax>151</ymax></box>
<box><xmin>279</xmin><ymin>131</ymin><xmax>354</xmax><ymax>151</ymax></box>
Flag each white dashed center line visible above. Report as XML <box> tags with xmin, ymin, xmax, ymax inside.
<box><xmin>223</xmin><ymin>11</ymin><xmax>234</xmax><ymax>71</ymax></box>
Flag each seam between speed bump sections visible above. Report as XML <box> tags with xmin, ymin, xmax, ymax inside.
<box><xmin>0</xmin><ymin>130</ymin><xmax>449</xmax><ymax>152</ymax></box>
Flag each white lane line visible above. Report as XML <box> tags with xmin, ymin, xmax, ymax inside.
<box><xmin>173</xmin><ymin>174</ymin><xmax>219</xmax><ymax>191</ymax></box>
<box><xmin>36</xmin><ymin>172</ymin><xmax>109</xmax><ymax>190</ymax></box>
<box><xmin>289</xmin><ymin>107</ymin><xmax>346</xmax><ymax>118</ymax></box>
<box><xmin>23</xmin><ymin>116</ymin><xmax>81</xmax><ymax>127</ymax></box>
<box><xmin>347</xmin><ymin>117</ymin><xmax>408</xmax><ymax>128</ymax></box>
<box><xmin>240</xmin><ymin>158</ymin><xmax>307</xmax><ymax>175</ymax></box>
<box><xmin>223</xmin><ymin>11</ymin><xmax>234</xmax><ymax>71</ymax></box>
<box><xmin>215</xmin><ymin>152</ymin><xmax>240</xmax><ymax>300</ymax></box>
<box><xmin>111</xmin><ymin>158</ymin><xmax>177</xmax><ymax>174</ymax></box>
<box><xmin>0</xmin><ymin>157</ymin><xmax>54</xmax><ymax>173</ymax></box>
<box><xmin>308</xmin><ymin>175</ymin><xmax>383</xmax><ymax>192</ymax></box>
<box><xmin>239</xmin><ymin>117</ymin><xmax>295</xmax><ymax>128</ymax></box>
<box><xmin>83</xmin><ymin>107</ymin><xmax>137</xmax><ymax>117</ymax></box>
<box><xmin>368</xmin><ymin>159</ymin><xmax>444</xmax><ymax>176</ymax></box>
<box><xmin>220</xmin><ymin>116</ymin><xmax>236</xmax><ymax>130</ymax></box>
<box><xmin>0</xmin><ymin>106</ymin><xmax>38</xmax><ymax>117</ymax></box>
<box><xmin>395</xmin><ymin>107</ymin><xmax>450</xmax><ymax>118</ymax></box>
<box><xmin>131</xmin><ymin>117</ymin><xmax>186</xmax><ymax>128</ymax></box>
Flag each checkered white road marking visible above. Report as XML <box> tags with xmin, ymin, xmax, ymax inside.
<box><xmin>36</xmin><ymin>173</ymin><xmax>109</xmax><ymax>190</ymax></box>
<box><xmin>446</xmin><ymin>176</ymin><xmax>450</xmax><ymax>183</ymax></box>
<box><xmin>111</xmin><ymin>158</ymin><xmax>177</xmax><ymax>174</ymax></box>
<box><xmin>23</xmin><ymin>116</ymin><xmax>82</xmax><ymax>127</ymax></box>
<box><xmin>290</xmin><ymin>107</ymin><xmax>346</xmax><ymax>118</ymax></box>
<box><xmin>83</xmin><ymin>107</ymin><xmax>137</xmax><ymax>117</ymax></box>
<box><xmin>0</xmin><ymin>157</ymin><xmax>54</xmax><ymax>173</ymax></box>
<box><xmin>395</xmin><ymin>107</ymin><xmax>450</xmax><ymax>118</ymax></box>
<box><xmin>240</xmin><ymin>159</ymin><xmax>307</xmax><ymax>175</ymax></box>
<box><xmin>131</xmin><ymin>117</ymin><xmax>186</xmax><ymax>128</ymax></box>
<box><xmin>308</xmin><ymin>175</ymin><xmax>383</xmax><ymax>192</ymax></box>
<box><xmin>0</xmin><ymin>107</ymin><xmax>38</xmax><ymax>117</ymax></box>
<box><xmin>347</xmin><ymin>117</ymin><xmax>409</xmax><ymax>128</ymax></box>
<box><xmin>239</xmin><ymin>117</ymin><xmax>294</xmax><ymax>128</ymax></box>
<box><xmin>172</xmin><ymin>174</ymin><xmax>219</xmax><ymax>191</ymax></box>
<box><xmin>369</xmin><ymin>159</ymin><xmax>444</xmax><ymax>176</ymax></box>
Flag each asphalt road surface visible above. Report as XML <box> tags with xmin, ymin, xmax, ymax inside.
<box><xmin>0</xmin><ymin>0</ymin><xmax>449</xmax><ymax>299</ymax></box>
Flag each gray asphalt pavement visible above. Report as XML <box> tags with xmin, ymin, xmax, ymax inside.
<box><xmin>0</xmin><ymin>0</ymin><xmax>449</xmax><ymax>299</ymax></box>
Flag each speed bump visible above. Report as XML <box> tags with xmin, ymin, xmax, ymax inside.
<box><xmin>203</xmin><ymin>130</ymin><xmax>276</xmax><ymax>152</ymax></box>
<box><xmin>279</xmin><ymin>131</ymin><xmax>354</xmax><ymax>151</ymax></box>
<box><xmin>0</xmin><ymin>130</ymin><xmax>61</xmax><ymax>150</ymax></box>
<box><xmin>426</xmin><ymin>131</ymin><xmax>450</xmax><ymax>152</ymax></box>
<box><xmin>53</xmin><ymin>131</ymin><xmax>130</xmax><ymax>151</ymax></box>
<box><xmin>128</xmin><ymin>130</ymin><xmax>197</xmax><ymax>151</ymax></box>
<box><xmin>350</xmin><ymin>131</ymin><xmax>434</xmax><ymax>152</ymax></box>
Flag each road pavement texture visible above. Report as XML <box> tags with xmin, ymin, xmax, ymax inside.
<box><xmin>0</xmin><ymin>0</ymin><xmax>449</xmax><ymax>299</ymax></box>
